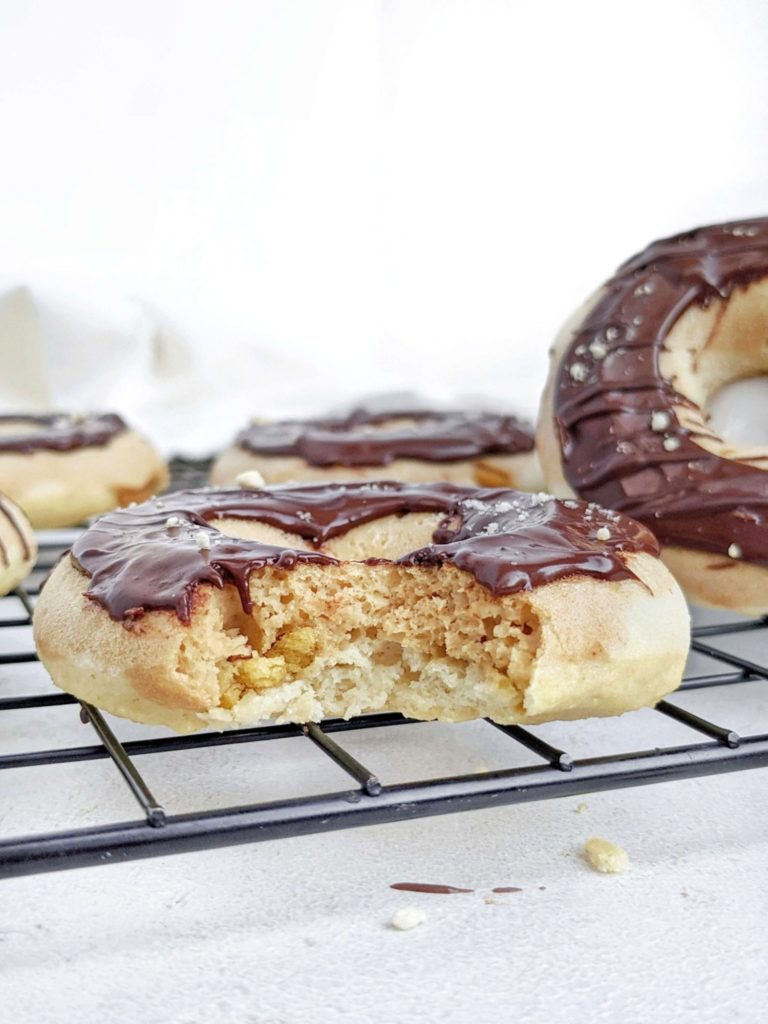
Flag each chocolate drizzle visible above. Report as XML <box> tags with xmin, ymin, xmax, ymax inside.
<box><xmin>70</xmin><ymin>482</ymin><xmax>658</xmax><ymax>624</ymax></box>
<box><xmin>0</xmin><ymin>494</ymin><xmax>31</xmax><ymax>567</ymax></box>
<box><xmin>553</xmin><ymin>217</ymin><xmax>768</xmax><ymax>565</ymax></box>
<box><xmin>0</xmin><ymin>413</ymin><xmax>126</xmax><ymax>454</ymax></box>
<box><xmin>235</xmin><ymin>398</ymin><xmax>534</xmax><ymax>466</ymax></box>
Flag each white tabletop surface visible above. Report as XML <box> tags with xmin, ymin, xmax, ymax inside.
<box><xmin>1</xmin><ymin>598</ymin><xmax>767</xmax><ymax>1024</ymax></box>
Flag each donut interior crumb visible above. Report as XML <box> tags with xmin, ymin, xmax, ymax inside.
<box><xmin>583</xmin><ymin>836</ymin><xmax>630</xmax><ymax>874</ymax></box>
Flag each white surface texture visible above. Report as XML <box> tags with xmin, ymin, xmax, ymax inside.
<box><xmin>1</xmin><ymin>600</ymin><xmax>767</xmax><ymax>1024</ymax></box>
<box><xmin>0</xmin><ymin>0</ymin><xmax>766</xmax><ymax>450</ymax></box>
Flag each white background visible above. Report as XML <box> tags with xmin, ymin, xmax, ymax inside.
<box><xmin>0</xmin><ymin>0</ymin><xmax>766</xmax><ymax>449</ymax></box>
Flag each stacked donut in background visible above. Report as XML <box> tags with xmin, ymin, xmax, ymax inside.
<box><xmin>538</xmin><ymin>217</ymin><xmax>768</xmax><ymax>616</ymax></box>
<box><xmin>0</xmin><ymin>413</ymin><xmax>168</xmax><ymax>528</ymax></box>
<box><xmin>22</xmin><ymin>216</ymin><xmax>768</xmax><ymax>733</ymax></box>
<box><xmin>211</xmin><ymin>395</ymin><xmax>544</xmax><ymax>491</ymax></box>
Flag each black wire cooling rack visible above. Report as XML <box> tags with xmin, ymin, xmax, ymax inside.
<box><xmin>0</xmin><ymin>458</ymin><xmax>767</xmax><ymax>879</ymax></box>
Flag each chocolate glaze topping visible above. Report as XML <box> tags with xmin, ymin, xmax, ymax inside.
<box><xmin>554</xmin><ymin>217</ymin><xmax>768</xmax><ymax>565</ymax></box>
<box><xmin>0</xmin><ymin>413</ymin><xmax>126</xmax><ymax>454</ymax></box>
<box><xmin>235</xmin><ymin>398</ymin><xmax>534</xmax><ymax>466</ymax></box>
<box><xmin>70</xmin><ymin>482</ymin><xmax>658</xmax><ymax>624</ymax></box>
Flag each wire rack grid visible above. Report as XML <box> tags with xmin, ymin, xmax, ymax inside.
<box><xmin>1</xmin><ymin>458</ymin><xmax>767</xmax><ymax>879</ymax></box>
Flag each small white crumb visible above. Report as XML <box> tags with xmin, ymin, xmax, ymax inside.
<box><xmin>563</xmin><ymin>500</ymin><xmax>579</xmax><ymax>509</ymax></box>
<box><xmin>195</xmin><ymin>531</ymin><xmax>212</xmax><ymax>551</ymax></box>
<box><xmin>583</xmin><ymin>837</ymin><xmax>630</xmax><ymax>874</ymax></box>
<box><xmin>166</xmin><ymin>516</ymin><xmax>183</xmax><ymax>530</ymax></box>
<box><xmin>728</xmin><ymin>543</ymin><xmax>742</xmax><ymax>559</ymax></box>
<box><xmin>650</xmin><ymin>410</ymin><xmax>671</xmax><ymax>432</ymax></box>
<box><xmin>730</xmin><ymin>224</ymin><xmax>759</xmax><ymax>237</ymax></box>
<box><xmin>236</xmin><ymin>469</ymin><xmax>266</xmax><ymax>490</ymax></box>
<box><xmin>576</xmin><ymin>802</ymin><xmax>589</xmax><ymax>814</ymax></box>
<box><xmin>616</xmin><ymin>441</ymin><xmax>634</xmax><ymax>454</ymax></box>
<box><xmin>390</xmin><ymin>907</ymin><xmax>426</xmax><ymax>931</ymax></box>
<box><xmin>589</xmin><ymin>340</ymin><xmax>608</xmax><ymax>360</ymax></box>
<box><xmin>484</xmin><ymin>896</ymin><xmax>496</xmax><ymax>905</ymax></box>
<box><xmin>483</xmin><ymin>522</ymin><xmax>500</xmax><ymax>535</ymax></box>
<box><xmin>634</xmin><ymin>280</ymin><xmax>655</xmax><ymax>296</ymax></box>
<box><xmin>575</xmin><ymin>344</ymin><xmax>587</xmax><ymax>355</ymax></box>
<box><xmin>595</xmin><ymin>526</ymin><xmax>611</xmax><ymax>541</ymax></box>
<box><xmin>663</xmin><ymin>436</ymin><xmax>681</xmax><ymax>452</ymax></box>
<box><xmin>569</xmin><ymin>362</ymin><xmax>588</xmax><ymax>383</ymax></box>
<box><xmin>606</xmin><ymin>326</ymin><xmax>621</xmax><ymax>341</ymax></box>
<box><xmin>632</xmin><ymin>315</ymin><xmax>644</xmax><ymax>326</ymax></box>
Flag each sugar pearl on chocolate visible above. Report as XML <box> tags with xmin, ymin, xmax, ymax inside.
<box><xmin>589</xmin><ymin>340</ymin><xmax>608</xmax><ymax>359</ymax></box>
<box><xmin>569</xmin><ymin>362</ymin><xmax>588</xmax><ymax>383</ymax></box>
<box><xmin>236</xmin><ymin>469</ymin><xmax>266</xmax><ymax>490</ymax></box>
<box><xmin>728</xmin><ymin>543</ymin><xmax>742</xmax><ymax>559</ymax></box>
<box><xmin>651</xmin><ymin>411</ymin><xmax>671</xmax><ymax>432</ymax></box>
<box><xmin>195</xmin><ymin>531</ymin><xmax>211</xmax><ymax>551</ymax></box>
<box><xmin>663</xmin><ymin>436</ymin><xmax>681</xmax><ymax>452</ymax></box>
<box><xmin>595</xmin><ymin>526</ymin><xmax>611</xmax><ymax>541</ymax></box>
<box><xmin>165</xmin><ymin>516</ymin><xmax>183</xmax><ymax>530</ymax></box>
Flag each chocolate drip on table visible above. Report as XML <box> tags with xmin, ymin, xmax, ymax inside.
<box><xmin>0</xmin><ymin>413</ymin><xmax>126</xmax><ymax>454</ymax></box>
<box><xmin>70</xmin><ymin>482</ymin><xmax>658</xmax><ymax>624</ymax></box>
<box><xmin>235</xmin><ymin>401</ymin><xmax>534</xmax><ymax>466</ymax></box>
<box><xmin>390</xmin><ymin>882</ymin><xmax>474</xmax><ymax>894</ymax></box>
<box><xmin>553</xmin><ymin>217</ymin><xmax>768</xmax><ymax>565</ymax></box>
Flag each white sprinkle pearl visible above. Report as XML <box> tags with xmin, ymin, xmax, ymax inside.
<box><xmin>589</xmin><ymin>340</ymin><xmax>608</xmax><ymax>360</ymax></box>
<box><xmin>634</xmin><ymin>281</ymin><xmax>655</xmax><ymax>296</ymax></box>
<box><xmin>663</xmin><ymin>436</ymin><xmax>681</xmax><ymax>452</ymax></box>
<box><xmin>605</xmin><ymin>326</ymin><xmax>621</xmax><ymax>341</ymax></box>
<box><xmin>569</xmin><ymin>362</ymin><xmax>588</xmax><ymax>383</ymax></box>
<box><xmin>651</xmin><ymin>411</ymin><xmax>671</xmax><ymax>432</ymax></box>
<box><xmin>731</xmin><ymin>225</ymin><xmax>758</xmax><ymax>237</ymax></box>
<box><xmin>728</xmin><ymin>543</ymin><xmax>742</xmax><ymax>559</ymax></box>
<box><xmin>166</xmin><ymin>516</ymin><xmax>183</xmax><ymax>530</ymax></box>
<box><xmin>595</xmin><ymin>526</ymin><xmax>611</xmax><ymax>541</ymax></box>
<box><xmin>236</xmin><ymin>469</ymin><xmax>266</xmax><ymax>490</ymax></box>
<box><xmin>632</xmin><ymin>315</ymin><xmax>644</xmax><ymax>326</ymax></box>
<box><xmin>195</xmin><ymin>531</ymin><xmax>211</xmax><ymax>551</ymax></box>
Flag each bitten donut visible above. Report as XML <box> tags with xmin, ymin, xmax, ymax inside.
<box><xmin>0</xmin><ymin>492</ymin><xmax>36</xmax><ymax>595</ymax></box>
<box><xmin>211</xmin><ymin>397</ymin><xmax>543</xmax><ymax>491</ymax></box>
<box><xmin>0</xmin><ymin>413</ymin><xmax>168</xmax><ymax>528</ymax></box>
<box><xmin>539</xmin><ymin>217</ymin><xmax>768</xmax><ymax>615</ymax></box>
<box><xmin>34</xmin><ymin>482</ymin><xmax>688</xmax><ymax>734</ymax></box>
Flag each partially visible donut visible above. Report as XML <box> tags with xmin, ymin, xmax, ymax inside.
<box><xmin>0</xmin><ymin>413</ymin><xmax>168</xmax><ymax>528</ymax></box>
<box><xmin>33</xmin><ymin>482</ymin><xmax>689</xmax><ymax>734</ymax></box>
<box><xmin>211</xmin><ymin>397</ymin><xmax>543</xmax><ymax>491</ymax></box>
<box><xmin>538</xmin><ymin>217</ymin><xmax>768</xmax><ymax>615</ymax></box>
<box><xmin>0</xmin><ymin>491</ymin><xmax>36</xmax><ymax>595</ymax></box>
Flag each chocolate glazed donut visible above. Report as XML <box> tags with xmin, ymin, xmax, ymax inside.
<box><xmin>538</xmin><ymin>217</ymin><xmax>768</xmax><ymax>614</ymax></box>
<box><xmin>34</xmin><ymin>482</ymin><xmax>689</xmax><ymax>734</ymax></box>
<box><xmin>210</xmin><ymin>398</ymin><xmax>544</xmax><ymax>491</ymax></box>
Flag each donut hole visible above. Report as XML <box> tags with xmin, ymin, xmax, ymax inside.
<box><xmin>706</xmin><ymin>377</ymin><xmax>768</xmax><ymax>448</ymax></box>
<box><xmin>660</xmin><ymin>278</ymin><xmax>768</xmax><ymax>466</ymax></box>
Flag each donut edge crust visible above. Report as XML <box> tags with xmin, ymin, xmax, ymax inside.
<box><xmin>210</xmin><ymin>446</ymin><xmax>544</xmax><ymax>493</ymax></box>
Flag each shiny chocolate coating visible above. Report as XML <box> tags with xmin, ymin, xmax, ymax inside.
<box><xmin>234</xmin><ymin>398</ymin><xmax>534</xmax><ymax>466</ymax></box>
<box><xmin>71</xmin><ymin>482</ymin><xmax>658</xmax><ymax>624</ymax></box>
<box><xmin>0</xmin><ymin>413</ymin><xmax>126</xmax><ymax>454</ymax></box>
<box><xmin>553</xmin><ymin>217</ymin><xmax>768</xmax><ymax>565</ymax></box>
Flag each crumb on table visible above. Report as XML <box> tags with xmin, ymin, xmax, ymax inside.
<box><xmin>583</xmin><ymin>836</ymin><xmax>630</xmax><ymax>874</ymax></box>
<box><xmin>390</xmin><ymin>907</ymin><xmax>427</xmax><ymax>931</ymax></box>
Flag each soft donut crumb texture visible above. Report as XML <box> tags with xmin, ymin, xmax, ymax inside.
<box><xmin>583</xmin><ymin>837</ymin><xmax>630</xmax><ymax>874</ymax></box>
<box><xmin>33</xmin><ymin>512</ymin><xmax>689</xmax><ymax>734</ymax></box>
